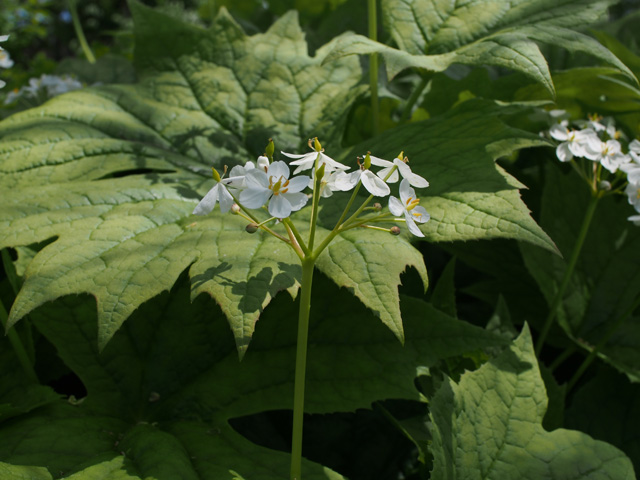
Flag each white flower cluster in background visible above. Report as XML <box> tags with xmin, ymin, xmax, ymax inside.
<box><xmin>544</xmin><ymin>110</ymin><xmax>640</xmax><ymax>226</ymax></box>
<box><xmin>193</xmin><ymin>138</ymin><xmax>431</xmax><ymax>238</ymax></box>
<box><xmin>0</xmin><ymin>34</ymin><xmax>13</xmax><ymax>89</ymax></box>
<box><xmin>4</xmin><ymin>73</ymin><xmax>84</xmax><ymax>105</ymax></box>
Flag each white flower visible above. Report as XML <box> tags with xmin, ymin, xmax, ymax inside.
<box><xmin>239</xmin><ymin>161</ymin><xmax>310</xmax><ymax>218</ymax></box>
<box><xmin>388</xmin><ymin>179</ymin><xmax>430</xmax><ymax>237</ymax></box>
<box><xmin>369</xmin><ymin>154</ymin><xmax>429</xmax><ymax>188</ymax></box>
<box><xmin>548</xmin><ymin>125</ymin><xmax>596</xmax><ymax>162</ymax></box>
<box><xmin>334</xmin><ymin>168</ymin><xmax>390</xmax><ymax>197</ymax></box>
<box><xmin>584</xmin><ymin>138</ymin><xmax>630</xmax><ymax>173</ymax></box>
<box><xmin>193</xmin><ymin>179</ymin><xmax>235</xmax><ymax>215</ymax></box>
<box><xmin>281</xmin><ymin>150</ymin><xmax>349</xmax><ymax>175</ymax></box>
<box><xmin>628</xmin><ymin>215</ymin><xmax>640</xmax><ymax>226</ymax></box>
<box><xmin>310</xmin><ymin>170</ymin><xmax>343</xmax><ymax>198</ymax></box>
<box><xmin>625</xmin><ymin>180</ymin><xmax>640</xmax><ymax>213</ymax></box>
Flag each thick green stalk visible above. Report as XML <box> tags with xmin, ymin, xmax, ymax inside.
<box><xmin>290</xmin><ymin>257</ymin><xmax>315</xmax><ymax>480</ymax></box>
<box><xmin>535</xmin><ymin>194</ymin><xmax>600</xmax><ymax>356</ymax></box>
<box><xmin>67</xmin><ymin>0</ymin><xmax>96</xmax><ymax>64</ymax></box>
<box><xmin>368</xmin><ymin>0</ymin><xmax>379</xmax><ymax>136</ymax></box>
<box><xmin>0</xmin><ymin>300</ymin><xmax>39</xmax><ymax>383</ymax></box>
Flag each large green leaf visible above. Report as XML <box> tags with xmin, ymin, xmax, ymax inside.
<box><xmin>326</xmin><ymin>0</ymin><xmax>635</xmax><ymax>95</ymax></box>
<box><xmin>342</xmin><ymin>99</ymin><xmax>558</xmax><ymax>250</ymax></box>
<box><xmin>520</xmin><ymin>164</ymin><xmax>640</xmax><ymax>382</ymax></box>
<box><xmin>0</xmin><ymin>0</ymin><xmax>366</xmax><ymax>354</ymax></box>
<box><xmin>429</xmin><ymin>325</ymin><xmax>636</xmax><ymax>479</ymax></box>
<box><xmin>0</xmin><ymin>273</ymin><xmax>506</xmax><ymax>479</ymax></box>
<box><xmin>1</xmin><ymin>1</ymin><xmax>554</xmax><ymax>355</ymax></box>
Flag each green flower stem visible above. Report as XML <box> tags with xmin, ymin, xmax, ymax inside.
<box><xmin>290</xmin><ymin>257</ymin><xmax>315</xmax><ymax>480</ymax></box>
<box><xmin>67</xmin><ymin>0</ymin><xmax>96</xmax><ymax>64</ymax></box>
<box><xmin>283</xmin><ymin>218</ymin><xmax>310</xmax><ymax>256</ymax></box>
<box><xmin>0</xmin><ymin>300</ymin><xmax>39</xmax><ymax>384</ymax></box>
<box><xmin>307</xmin><ymin>171</ymin><xmax>324</xmax><ymax>251</ymax></box>
<box><xmin>333</xmin><ymin>181</ymin><xmax>363</xmax><ymax>229</ymax></box>
<box><xmin>368</xmin><ymin>0</ymin><xmax>379</xmax><ymax>136</ymax></box>
<box><xmin>400</xmin><ymin>74</ymin><xmax>430</xmax><ymax>124</ymax></box>
<box><xmin>567</xmin><ymin>294</ymin><xmax>640</xmax><ymax>392</ymax></box>
<box><xmin>535</xmin><ymin>194</ymin><xmax>600</xmax><ymax>356</ymax></box>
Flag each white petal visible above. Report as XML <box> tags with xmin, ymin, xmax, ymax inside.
<box><xmin>334</xmin><ymin>170</ymin><xmax>360</xmax><ymax>191</ymax></box>
<box><xmin>369</xmin><ymin>155</ymin><xmax>393</xmax><ymax>167</ymax></box>
<box><xmin>549</xmin><ymin>124</ymin><xmax>569</xmax><ymax>141</ymax></box>
<box><xmin>268</xmin><ymin>194</ymin><xmax>292</xmax><ymax>218</ymax></box>
<box><xmin>398</xmin><ymin>178</ymin><xmax>416</xmax><ymax>204</ymax></box>
<box><xmin>240</xmin><ymin>187</ymin><xmax>271</xmax><ymax>209</ymax></box>
<box><xmin>320</xmin><ymin>152</ymin><xmax>349</xmax><ymax>171</ymax></box>
<box><xmin>281</xmin><ymin>151</ymin><xmax>312</xmax><ymax>160</ymax></box>
<box><xmin>268</xmin><ymin>161</ymin><xmax>290</xmax><ymax>180</ymax></box>
<box><xmin>395</xmin><ymin>159</ymin><xmax>429</xmax><ymax>188</ymax></box>
<box><xmin>410</xmin><ymin>206</ymin><xmax>430</xmax><ymax>224</ymax></box>
<box><xmin>286</xmin><ymin>175</ymin><xmax>311</xmax><ymax>193</ymax></box>
<box><xmin>245</xmin><ymin>169</ymin><xmax>268</xmax><ymax>189</ymax></box>
<box><xmin>281</xmin><ymin>192</ymin><xmax>308</xmax><ymax>212</ymax></box>
<box><xmin>361</xmin><ymin>170</ymin><xmax>390</xmax><ymax>197</ymax></box>
<box><xmin>405</xmin><ymin>214</ymin><xmax>425</xmax><ymax>237</ymax></box>
<box><xmin>218</xmin><ymin>185</ymin><xmax>235</xmax><ymax>213</ymax></box>
<box><xmin>388</xmin><ymin>196</ymin><xmax>404</xmax><ymax>217</ymax></box>
<box><xmin>556</xmin><ymin>143</ymin><xmax>573</xmax><ymax>162</ymax></box>
<box><xmin>193</xmin><ymin>184</ymin><xmax>220</xmax><ymax>215</ymax></box>
<box><xmin>376</xmin><ymin>166</ymin><xmax>399</xmax><ymax>183</ymax></box>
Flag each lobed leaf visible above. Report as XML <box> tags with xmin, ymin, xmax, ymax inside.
<box><xmin>0</xmin><ymin>273</ymin><xmax>506</xmax><ymax>479</ymax></box>
<box><xmin>325</xmin><ymin>0</ymin><xmax>635</xmax><ymax>95</ymax></box>
<box><xmin>429</xmin><ymin>325</ymin><xmax>636</xmax><ymax>479</ymax></box>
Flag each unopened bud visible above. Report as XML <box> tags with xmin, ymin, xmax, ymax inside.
<box><xmin>598</xmin><ymin>180</ymin><xmax>612</xmax><ymax>191</ymax></box>
<box><xmin>265</xmin><ymin>138</ymin><xmax>275</xmax><ymax>158</ymax></box>
<box><xmin>373</xmin><ymin>203</ymin><xmax>382</xmax><ymax>211</ymax></box>
<box><xmin>363</xmin><ymin>152</ymin><xmax>372</xmax><ymax>169</ymax></box>
<box><xmin>257</xmin><ymin>156</ymin><xmax>269</xmax><ymax>171</ymax></box>
<box><xmin>313</xmin><ymin>137</ymin><xmax>322</xmax><ymax>152</ymax></box>
<box><xmin>211</xmin><ymin>167</ymin><xmax>221</xmax><ymax>182</ymax></box>
<box><xmin>246</xmin><ymin>223</ymin><xmax>259</xmax><ymax>233</ymax></box>
<box><xmin>231</xmin><ymin>204</ymin><xmax>241</xmax><ymax>214</ymax></box>
<box><xmin>390</xmin><ymin>226</ymin><xmax>401</xmax><ymax>235</ymax></box>
<box><xmin>396</xmin><ymin>151</ymin><xmax>404</xmax><ymax>162</ymax></box>
<box><xmin>316</xmin><ymin>163</ymin><xmax>326</xmax><ymax>182</ymax></box>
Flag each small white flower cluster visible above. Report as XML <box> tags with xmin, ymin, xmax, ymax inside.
<box><xmin>0</xmin><ymin>35</ymin><xmax>13</xmax><ymax>89</ymax></box>
<box><xmin>193</xmin><ymin>138</ymin><xmax>431</xmax><ymax>238</ymax></box>
<box><xmin>4</xmin><ymin>73</ymin><xmax>84</xmax><ymax>105</ymax></box>
<box><xmin>544</xmin><ymin>111</ymin><xmax>640</xmax><ymax>226</ymax></box>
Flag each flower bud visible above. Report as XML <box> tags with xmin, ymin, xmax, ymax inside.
<box><xmin>265</xmin><ymin>138</ymin><xmax>275</xmax><ymax>159</ymax></box>
<box><xmin>211</xmin><ymin>167</ymin><xmax>221</xmax><ymax>182</ymax></box>
<box><xmin>313</xmin><ymin>137</ymin><xmax>322</xmax><ymax>152</ymax></box>
<box><xmin>390</xmin><ymin>226</ymin><xmax>401</xmax><ymax>235</ymax></box>
<box><xmin>257</xmin><ymin>156</ymin><xmax>269</xmax><ymax>171</ymax></box>
<box><xmin>316</xmin><ymin>163</ymin><xmax>326</xmax><ymax>182</ymax></box>
<box><xmin>363</xmin><ymin>152</ymin><xmax>372</xmax><ymax>169</ymax></box>
<box><xmin>246</xmin><ymin>223</ymin><xmax>259</xmax><ymax>233</ymax></box>
<box><xmin>395</xmin><ymin>151</ymin><xmax>404</xmax><ymax>162</ymax></box>
<box><xmin>231</xmin><ymin>203</ymin><xmax>241</xmax><ymax>214</ymax></box>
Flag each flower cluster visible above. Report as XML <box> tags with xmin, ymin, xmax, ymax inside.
<box><xmin>544</xmin><ymin>111</ymin><xmax>640</xmax><ymax>225</ymax></box>
<box><xmin>0</xmin><ymin>35</ymin><xmax>12</xmax><ymax>89</ymax></box>
<box><xmin>4</xmin><ymin>73</ymin><xmax>83</xmax><ymax>105</ymax></box>
<box><xmin>192</xmin><ymin>138</ymin><xmax>431</xmax><ymax>243</ymax></box>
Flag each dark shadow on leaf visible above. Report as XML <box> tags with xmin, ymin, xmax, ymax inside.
<box><xmin>191</xmin><ymin>262</ymin><xmax>301</xmax><ymax>315</ymax></box>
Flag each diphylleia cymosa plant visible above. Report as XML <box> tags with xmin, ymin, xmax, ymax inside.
<box><xmin>193</xmin><ymin>137</ymin><xmax>429</xmax><ymax>480</ymax></box>
<box><xmin>537</xmin><ymin>112</ymin><xmax>640</xmax><ymax>365</ymax></box>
